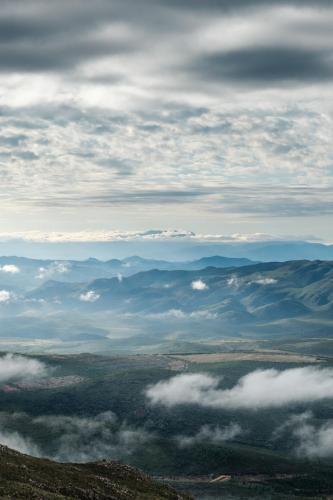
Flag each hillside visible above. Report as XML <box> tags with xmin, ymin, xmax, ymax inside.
<box><xmin>2</xmin><ymin>259</ymin><xmax>333</xmax><ymax>354</ymax></box>
<box><xmin>28</xmin><ymin>259</ymin><xmax>333</xmax><ymax>320</ymax></box>
<box><xmin>0</xmin><ymin>444</ymin><xmax>191</xmax><ymax>499</ymax></box>
<box><xmin>0</xmin><ymin>254</ymin><xmax>255</xmax><ymax>292</ymax></box>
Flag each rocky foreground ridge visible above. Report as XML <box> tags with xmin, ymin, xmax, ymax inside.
<box><xmin>0</xmin><ymin>445</ymin><xmax>192</xmax><ymax>499</ymax></box>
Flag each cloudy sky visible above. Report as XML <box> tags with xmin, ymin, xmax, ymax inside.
<box><xmin>1</xmin><ymin>0</ymin><xmax>333</xmax><ymax>241</ymax></box>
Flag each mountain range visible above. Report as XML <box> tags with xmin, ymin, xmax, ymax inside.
<box><xmin>0</xmin><ymin>239</ymin><xmax>333</xmax><ymax>261</ymax></box>
<box><xmin>26</xmin><ymin>259</ymin><xmax>333</xmax><ymax>325</ymax></box>
<box><xmin>0</xmin><ymin>254</ymin><xmax>255</xmax><ymax>291</ymax></box>
<box><xmin>2</xmin><ymin>258</ymin><xmax>333</xmax><ymax>351</ymax></box>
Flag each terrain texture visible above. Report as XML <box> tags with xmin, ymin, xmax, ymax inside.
<box><xmin>0</xmin><ymin>444</ymin><xmax>191</xmax><ymax>499</ymax></box>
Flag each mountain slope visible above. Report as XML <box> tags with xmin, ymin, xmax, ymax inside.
<box><xmin>29</xmin><ymin>259</ymin><xmax>333</xmax><ymax>319</ymax></box>
<box><xmin>0</xmin><ymin>445</ymin><xmax>191</xmax><ymax>499</ymax></box>
<box><xmin>4</xmin><ymin>259</ymin><xmax>333</xmax><ymax>347</ymax></box>
<box><xmin>0</xmin><ymin>254</ymin><xmax>256</xmax><ymax>291</ymax></box>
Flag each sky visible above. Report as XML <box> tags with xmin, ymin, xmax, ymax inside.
<box><xmin>0</xmin><ymin>0</ymin><xmax>333</xmax><ymax>242</ymax></box>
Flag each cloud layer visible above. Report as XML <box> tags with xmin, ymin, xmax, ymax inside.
<box><xmin>0</xmin><ymin>2</ymin><xmax>331</xmax><ymax>236</ymax></box>
<box><xmin>146</xmin><ymin>368</ymin><xmax>333</xmax><ymax>410</ymax></box>
<box><xmin>191</xmin><ymin>279</ymin><xmax>208</xmax><ymax>291</ymax></box>
<box><xmin>0</xmin><ymin>290</ymin><xmax>15</xmax><ymax>303</ymax></box>
<box><xmin>0</xmin><ymin>411</ymin><xmax>153</xmax><ymax>463</ymax></box>
<box><xmin>177</xmin><ymin>423</ymin><xmax>242</xmax><ymax>448</ymax></box>
<box><xmin>0</xmin><ymin>230</ymin><xmax>316</xmax><ymax>243</ymax></box>
<box><xmin>0</xmin><ymin>354</ymin><xmax>48</xmax><ymax>383</ymax></box>
<box><xmin>0</xmin><ymin>265</ymin><xmax>20</xmax><ymax>274</ymax></box>
<box><xmin>79</xmin><ymin>290</ymin><xmax>100</xmax><ymax>303</ymax></box>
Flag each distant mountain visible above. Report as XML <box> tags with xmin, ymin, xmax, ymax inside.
<box><xmin>185</xmin><ymin>241</ymin><xmax>333</xmax><ymax>262</ymax></box>
<box><xmin>0</xmin><ymin>238</ymin><xmax>332</xmax><ymax>261</ymax></box>
<box><xmin>3</xmin><ymin>259</ymin><xmax>333</xmax><ymax>347</ymax></box>
<box><xmin>0</xmin><ymin>445</ymin><xmax>190</xmax><ymax>499</ymax></box>
<box><xmin>181</xmin><ymin>255</ymin><xmax>256</xmax><ymax>269</ymax></box>
<box><xmin>0</xmin><ymin>254</ymin><xmax>256</xmax><ymax>291</ymax></box>
<box><xmin>27</xmin><ymin>260</ymin><xmax>333</xmax><ymax>328</ymax></box>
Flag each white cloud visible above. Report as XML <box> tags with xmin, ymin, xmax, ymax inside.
<box><xmin>144</xmin><ymin>309</ymin><xmax>217</xmax><ymax>320</ymax></box>
<box><xmin>0</xmin><ymin>4</ymin><xmax>331</xmax><ymax>239</ymax></box>
<box><xmin>278</xmin><ymin>412</ymin><xmax>333</xmax><ymax>459</ymax></box>
<box><xmin>295</xmin><ymin>420</ymin><xmax>333</xmax><ymax>459</ymax></box>
<box><xmin>0</xmin><ymin>411</ymin><xmax>153</xmax><ymax>462</ymax></box>
<box><xmin>0</xmin><ymin>229</ymin><xmax>195</xmax><ymax>243</ymax></box>
<box><xmin>227</xmin><ymin>275</ymin><xmax>240</xmax><ymax>288</ymax></box>
<box><xmin>0</xmin><ymin>430</ymin><xmax>40</xmax><ymax>457</ymax></box>
<box><xmin>32</xmin><ymin>412</ymin><xmax>153</xmax><ymax>463</ymax></box>
<box><xmin>36</xmin><ymin>262</ymin><xmax>70</xmax><ymax>280</ymax></box>
<box><xmin>249</xmin><ymin>277</ymin><xmax>278</xmax><ymax>285</ymax></box>
<box><xmin>0</xmin><ymin>354</ymin><xmax>48</xmax><ymax>383</ymax></box>
<box><xmin>0</xmin><ymin>230</ymin><xmax>324</xmax><ymax>243</ymax></box>
<box><xmin>0</xmin><ymin>265</ymin><xmax>20</xmax><ymax>274</ymax></box>
<box><xmin>177</xmin><ymin>423</ymin><xmax>242</xmax><ymax>448</ymax></box>
<box><xmin>79</xmin><ymin>290</ymin><xmax>100</xmax><ymax>302</ymax></box>
<box><xmin>146</xmin><ymin>367</ymin><xmax>333</xmax><ymax>410</ymax></box>
<box><xmin>0</xmin><ymin>290</ymin><xmax>15</xmax><ymax>303</ymax></box>
<box><xmin>191</xmin><ymin>279</ymin><xmax>208</xmax><ymax>291</ymax></box>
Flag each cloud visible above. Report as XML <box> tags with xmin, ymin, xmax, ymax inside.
<box><xmin>32</xmin><ymin>412</ymin><xmax>153</xmax><ymax>463</ymax></box>
<box><xmin>294</xmin><ymin>418</ymin><xmax>333</xmax><ymax>459</ymax></box>
<box><xmin>191</xmin><ymin>279</ymin><xmax>208</xmax><ymax>291</ymax></box>
<box><xmin>250</xmin><ymin>277</ymin><xmax>278</xmax><ymax>285</ymax></box>
<box><xmin>0</xmin><ymin>290</ymin><xmax>15</xmax><ymax>303</ymax></box>
<box><xmin>0</xmin><ymin>411</ymin><xmax>154</xmax><ymax>463</ymax></box>
<box><xmin>0</xmin><ymin>37</ymin><xmax>128</xmax><ymax>74</ymax></box>
<box><xmin>153</xmin><ymin>0</ymin><xmax>333</xmax><ymax>11</ymax></box>
<box><xmin>143</xmin><ymin>309</ymin><xmax>218</xmax><ymax>320</ymax></box>
<box><xmin>276</xmin><ymin>412</ymin><xmax>333</xmax><ymax>459</ymax></box>
<box><xmin>36</xmin><ymin>261</ymin><xmax>70</xmax><ymax>280</ymax></box>
<box><xmin>0</xmin><ymin>102</ymin><xmax>332</xmax><ymax>227</ymax></box>
<box><xmin>0</xmin><ymin>430</ymin><xmax>40</xmax><ymax>456</ymax></box>
<box><xmin>146</xmin><ymin>367</ymin><xmax>333</xmax><ymax>410</ymax></box>
<box><xmin>0</xmin><ymin>2</ymin><xmax>133</xmax><ymax>74</ymax></box>
<box><xmin>0</xmin><ymin>229</ymin><xmax>195</xmax><ymax>243</ymax></box>
<box><xmin>0</xmin><ymin>264</ymin><xmax>20</xmax><ymax>274</ymax></box>
<box><xmin>79</xmin><ymin>290</ymin><xmax>100</xmax><ymax>302</ymax></box>
<box><xmin>0</xmin><ymin>2</ymin><xmax>332</xmax><ymax>237</ymax></box>
<box><xmin>0</xmin><ymin>229</ymin><xmax>324</xmax><ymax>243</ymax></box>
<box><xmin>0</xmin><ymin>354</ymin><xmax>48</xmax><ymax>383</ymax></box>
<box><xmin>191</xmin><ymin>47</ymin><xmax>333</xmax><ymax>85</ymax></box>
<box><xmin>227</xmin><ymin>275</ymin><xmax>240</xmax><ymax>288</ymax></box>
<box><xmin>176</xmin><ymin>423</ymin><xmax>242</xmax><ymax>448</ymax></box>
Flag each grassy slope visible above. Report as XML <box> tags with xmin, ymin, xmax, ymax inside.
<box><xmin>0</xmin><ymin>444</ymin><xmax>191</xmax><ymax>499</ymax></box>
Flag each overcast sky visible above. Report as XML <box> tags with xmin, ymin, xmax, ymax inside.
<box><xmin>1</xmin><ymin>0</ymin><xmax>332</xmax><ymax>241</ymax></box>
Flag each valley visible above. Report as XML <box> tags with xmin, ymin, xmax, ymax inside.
<box><xmin>0</xmin><ymin>346</ymin><xmax>333</xmax><ymax>498</ymax></box>
<box><xmin>1</xmin><ymin>258</ymin><xmax>333</xmax><ymax>357</ymax></box>
<box><xmin>2</xmin><ymin>256</ymin><xmax>333</xmax><ymax>498</ymax></box>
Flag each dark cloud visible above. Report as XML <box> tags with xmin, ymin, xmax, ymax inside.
<box><xmin>0</xmin><ymin>0</ymin><xmax>332</xmax><ymax>85</ymax></box>
<box><xmin>152</xmin><ymin>0</ymin><xmax>332</xmax><ymax>11</ymax></box>
<box><xmin>191</xmin><ymin>47</ymin><xmax>333</xmax><ymax>85</ymax></box>
<box><xmin>218</xmin><ymin>186</ymin><xmax>333</xmax><ymax>217</ymax></box>
<box><xmin>0</xmin><ymin>134</ymin><xmax>27</xmax><ymax>146</ymax></box>
<box><xmin>0</xmin><ymin>38</ymin><xmax>131</xmax><ymax>73</ymax></box>
<box><xmin>19</xmin><ymin>188</ymin><xmax>210</xmax><ymax>208</ymax></box>
<box><xmin>0</xmin><ymin>2</ymin><xmax>115</xmax><ymax>41</ymax></box>
<box><xmin>12</xmin><ymin>180</ymin><xmax>333</xmax><ymax>217</ymax></box>
<box><xmin>96</xmin><ymin>157</ymin><xmax>137</xmax><ymax>176</ymax></box>
<box><xmin>0</xmin><ymin>17</ymin><xmax>61</xmax><ymax>42</ymax></box>
<box><xmin>14</xmin><ymin>151</ymin><xmax>39</xmax><ymax>160</ymax></box>
<box><xmin>191</xmin><ymin>122</ymin><xmax>232</xmax><ymax>135</ymax></box>
<box><xmin>0</xmin><ymin>1</ymin><xmax>138</xmax><ymax>73</ymax></box>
